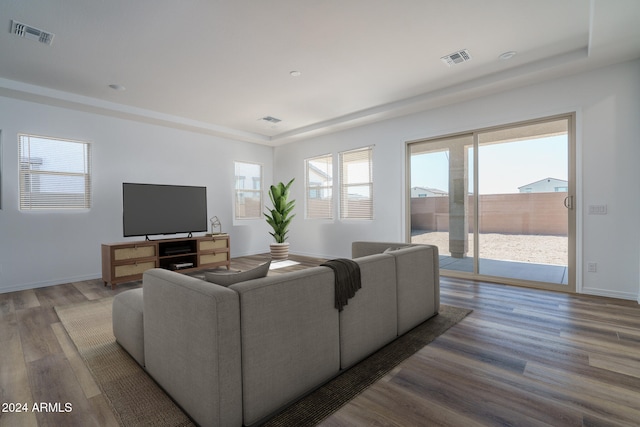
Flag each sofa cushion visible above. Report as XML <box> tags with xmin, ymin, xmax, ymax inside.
<box><xmin>386</xmin><ymin>245</ymin><xmax>440</xmax><ymax>334</ymax></box>
<box><xmin>383</xmin><ymin>246</ymin><xmax>408</xmax><ymax>254</ymax></box>
<box><xmin>230</xmin><ymin>267</ymin><xmax>340</xmax><ymax>425</ymax></box>
<box><xmin>339</xmin><ymin>253</ymin><xmax>398</xmax><ymax>369</ymax></box>
<box><xmin>204</xmin><ymin>260</ymin><xmax>270</xmax><ymax>286</ymax></box>
<box><xmin>352</xmin><ymin>241</ymin><xmax>414</xmax><ymax>258</ymax></box>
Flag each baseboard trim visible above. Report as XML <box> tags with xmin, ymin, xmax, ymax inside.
<box><xmin>0</xmin><ymin>273</ymin><xmax>102</xmax><ymax>295</ymax></box>
<box><xmin>581</xmin><ymin>286</ymin><xmax>639</xmax><ymax>302</ymax></box>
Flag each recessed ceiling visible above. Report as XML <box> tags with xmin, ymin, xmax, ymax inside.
<box><xmin>0</xmin><ymin>0</ymin><xmax>639</xmax><ymax>145</ymax></box>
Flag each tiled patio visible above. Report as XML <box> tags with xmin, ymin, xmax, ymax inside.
<box><xmin>439</xmin><ymin>255</ymin><xmax>569</xmax><ymax>285</ymax></box>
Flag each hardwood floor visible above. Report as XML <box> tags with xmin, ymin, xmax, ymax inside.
<box><xmin>323</xmin><ymin>277</ymin><xmax>640</xmax><ymax>427</ymax></box>
<box><xmin>1</xmin><ymin>255</ymin><xmax>639</xmax><ymax>426</ymax></box>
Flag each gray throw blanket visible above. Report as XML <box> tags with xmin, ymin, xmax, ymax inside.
<box><xmin>320</xmin><ymin>259</ymin><xmax>361</xmax><ymax>311</ymax></box>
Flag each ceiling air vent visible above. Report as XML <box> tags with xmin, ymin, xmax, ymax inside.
<box><xmin>261</xmin><ymin>116</ymin><xmax>282</xmax><ymax>124</ymax></box>
<box><xmin>441</xmin><ymin>49</ymin><xmax>471</xmax><ymax>67</ymax></box>
<box><xmin>11</xmin><ymin>20</ymin><xmax>55</xmax><ymax>45</ymax></box>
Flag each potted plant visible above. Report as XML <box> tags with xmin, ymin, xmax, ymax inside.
<box><xmin>264</xmin><ymin>178</ymin><xmax>296</xmax><ymax>260</ymax></box>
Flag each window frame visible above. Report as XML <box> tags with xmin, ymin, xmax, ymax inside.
<box><xmin>18</xmin><ymin>133</ymin><xmax>92</xmax><ymax>210</ymax></box>
<box><xmin>304</xmin><ymin>153</ymin><xmax>334</xmax><ymax>220</ymax></box>
<box><xmin>233</xmin><ymin>160</ymin><xmax>263</xmax><ymax>220</ymax></box>
<box><xmin>339</xmin><ymin>146</ymin><xmax>374</xmax><ymax>220</ymax></box>
<box><xmin>0</xmin><ymin>130</ymin><xmax>3</xmax><ymax>210</ymax></box>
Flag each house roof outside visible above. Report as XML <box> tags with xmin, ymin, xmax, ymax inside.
<box><xmin>518</xmin><ymin>177</ymin><xmax>569</xmax><ymax>193</ymax></box>
<box><xmin>411</xmin><ymin>186</ymin><xmax>448</xmax><ymax>198</ymax></box>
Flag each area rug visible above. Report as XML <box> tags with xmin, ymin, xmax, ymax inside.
<box><xmin>55</xmin><ymin>298</ymin><xmax>194</xmax><ymax>426</ymax></box>
<box><xmin>56</xmin><ymin>299</ymin><xmax>471</xmax><ymax>426</ymax></box>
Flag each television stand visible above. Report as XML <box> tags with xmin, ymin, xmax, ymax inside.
<box><xmin>101</xmin><ymin>234</ymin><xmax>230</xmax><ymax>289</ymax></box>
<box><xmin>145</xmin><ymin>231</ymin><xmax>193</xmax><ymax>241</ymax></box>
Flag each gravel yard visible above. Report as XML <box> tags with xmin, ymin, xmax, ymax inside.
<box><xmin>411</xmin><ymin>231</ymin><xmax>568</xmax><ymax>266</ymax></box>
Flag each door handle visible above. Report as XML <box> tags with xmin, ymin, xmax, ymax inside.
<box><xmin>563</xmin><ymin>195</ymin><xmax>574</xmax><ymax>210</ymax></box>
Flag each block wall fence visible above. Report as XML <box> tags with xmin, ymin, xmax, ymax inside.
<box><xmin>410</xmin><ymin>192</ymin><xmax>568</xmax><ymax>235</ymax></box>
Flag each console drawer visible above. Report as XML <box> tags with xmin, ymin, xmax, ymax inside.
<box><xmin>114</xmin><ymin>245</ymin><xmax>156</xmax><ymax>261</ymax></box>
<box><xmin>114</xmin><ymin>261</ymin><xmax>156</xmax><ymax>278</ymax></box>
<box><xmin>200</xmin><ymin>252</ymin><xmax>228</xmax><ymax>265</ymax></box>
<box><xmin>199</xmin><ymin>238</ymin><xmax>228</xmax><ymax>251</ymax></box>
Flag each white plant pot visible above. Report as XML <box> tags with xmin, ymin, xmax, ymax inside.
<box><xmin>270</xmin><ymin>242</ymin><xmax>290</xmax><ymax>260</ymax></box>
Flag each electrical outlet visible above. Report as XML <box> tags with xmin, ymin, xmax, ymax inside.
<box><xmin>587</xmin><ymin>262</ymin><xmax>597</xmax><ymax>273</ymax></box>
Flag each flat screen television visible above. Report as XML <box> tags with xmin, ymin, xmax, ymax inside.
<box><xmin>122</xmin><ymin>183</ymin><xmax>208</xmax><ymax>238</ymax></box>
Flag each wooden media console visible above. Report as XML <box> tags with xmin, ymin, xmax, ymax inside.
<box><xmin>101</xmin><ymin>234</ymin><xmax>230</xmax><ymax>289</ymax></box>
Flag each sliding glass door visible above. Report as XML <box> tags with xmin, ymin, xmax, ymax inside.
<box><xmin>408</xmin><ymin>115</ymin><xmax>575</xmax><ymax>291</ymax></box>
<box><xmin>409</xmin><ymin>134</ymin><xmax>475</xmax><ymax>273</ymax></box>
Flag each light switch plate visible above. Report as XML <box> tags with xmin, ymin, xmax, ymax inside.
<box><xmin>588</xmin><ymin>205</ymin><xmax>607</xmax><ymax>215</ymax></box>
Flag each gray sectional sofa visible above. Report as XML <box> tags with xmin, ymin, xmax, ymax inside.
<box><xmin>112</xmin><ymin>241</ymin><xmax>439</xmax><ymax>426</ymax></box>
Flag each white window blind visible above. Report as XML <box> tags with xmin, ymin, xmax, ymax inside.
<box><xmin>19</xmin><ymin>134</ymin><xmax>91</xmax><ymax>210</ymax></box>
<box><xmin>339</xmin><ymin>146</ymin><xmax>373</xmax><ymax>219</ymax></box>
<box><xmin>305</xmin><ymin>154</ymin><xmax>333</xmax><ymax>219</ymax></box>
<box><xmin>234</xmin><ymin>161</ymin><xmax>262</xmax><ymax>219</ymax></box>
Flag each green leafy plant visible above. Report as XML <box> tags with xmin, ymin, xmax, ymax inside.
<box><xmin>264</xmin><ymin>178</ymin><xmax>296</xmax><ymax>243</ymax></box>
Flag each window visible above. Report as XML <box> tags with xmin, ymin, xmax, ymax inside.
<box><xmin>305</xmin><ymin>154</ymin><xmax>333</xmax><ymax>219</ymax></box>
<box><xmin>234</xmin><ymin>161</ymin><xmax>262</xmax><ymax>219</ymax></box>
<box><xmin>339</xmin><ymin>146</ymin><xmax>373</xmax><ymax>219</ymax></box>
<box><xmin>19</xmin><ymin>134</ymin><xmax>91</xmax><ymax>210</ymax></box>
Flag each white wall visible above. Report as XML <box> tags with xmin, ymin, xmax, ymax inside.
<box><xmin>275</xmin><ymin>59</ymin><xmax>640</xmax><ymax>301</ymax></box>
<box><xmin>2</xmin><ymin>60</ymin><xmax>638</xmax><ymax>300</ymax></box>
<box><xmin>0</xmin><ymin>97</ymin><xmax>273</xmax><ymax>292</ymax></box>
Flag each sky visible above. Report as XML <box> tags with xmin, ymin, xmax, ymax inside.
<box><xmin>410</xmin><ymin>135</ymin><xmax>568</xmax><ymax>194</ymax></box>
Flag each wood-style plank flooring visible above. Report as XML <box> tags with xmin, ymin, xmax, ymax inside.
<box><xmin>1</xmin><ymin>254</ymin><xmax>639</xmax><ymax>426</ymax></box>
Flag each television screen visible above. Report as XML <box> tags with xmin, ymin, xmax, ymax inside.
<box><xmin>122</xmin><ymin>183</ymin><xmax>208</xmax><ymax>237</ymax></box>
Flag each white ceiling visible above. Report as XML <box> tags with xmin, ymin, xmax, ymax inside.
<box><xmin>1</xmin><ymin>0</ymin><xmax>639</xmax><ymax>145</ymax></box>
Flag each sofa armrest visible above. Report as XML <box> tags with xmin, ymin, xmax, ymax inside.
<box><xmin>142</xmin><ymin>269</ymin><xmax>242</xmax><ymax>427</ymax></box>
